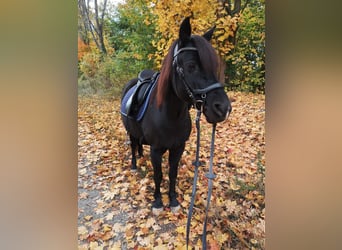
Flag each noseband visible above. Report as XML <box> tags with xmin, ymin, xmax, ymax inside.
<box><xmin>172</xmin><ymin>44</ymin><xmax>223</xmax><ymax>110</ymax></box>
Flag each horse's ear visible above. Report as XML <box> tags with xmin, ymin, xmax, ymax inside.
<box><xmin>179</xmin><ymin>17</ymin><xmax>191</xmax><ymax>44</ymax></box>
<box><xmin>203</xmin><ymin>26</ymin><xmax>215</xmax><ymax>41</ymax></box>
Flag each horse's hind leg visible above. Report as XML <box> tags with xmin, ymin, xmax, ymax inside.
<box><xmin>168</xmin><ymin>143</ymin><xmax>185</xmax><ymax>212</ymax></box>
<box><xmin>129</xmin><ymin>135</ymin><xmax>139</xmax><ymax>170</ymax></box>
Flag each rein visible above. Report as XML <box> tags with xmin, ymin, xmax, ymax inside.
<box><xmin>173</xmin><ymin>43</ymin><xmax>221</xmax><ymax>249</ymax></box>
<box><xmin>186</xmin><ymin>106</ymin><xmax>217</xmax><ymax>250</ymax></box>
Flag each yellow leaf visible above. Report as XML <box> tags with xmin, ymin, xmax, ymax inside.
<box><xmin>84</xmin><ymin>215</ymin><xmax>92</xmax><ymax>221</ymax></box>
<box><xmin>108</xmin><ymin>245</ymin><xmax>121</xmax><ymax>250</ymax></box>
<box><xmin>229</xmin><ymin>179</ymin><xmax>240</xmax><ymax>191</ymax></box>
<box><xmin>187</xmin><ymin>171</ymin><xmax>194</xmax><ymax>178</ymax></box>
<box><xmin>101</xmin><ymin>231</ymin><xmax>113</xmax><ymax>241</ymax></box>
<box><xmin>89</xmin><ymin>241</ymin><xmax>99</xmax><ymax>249</ymax></box>
<box><xmin>103</xmin><ymin>224</ymin><xmax>112</xmax><ymax>232</ymax></box>
<box><xmin>125</xmin><ymin>228</ymin><xmax>134</xmax><ymax>239</ymax></box>
<box><xmin>217</xmin><ymin>232</ymin><xmax>229</xmax><ymax>244</ymax></box>
<box><xmin>175</xmin><ymin>244</ymin><xmax>186</xmax><ymax>250</ymax></box>
<box><xmin>176</xmin><ymin>226</ymin><xmax>186</xmax><ymax>234</ymax></box>
<box><xmin>251</xmin><ymin>238</ymin><xmax>258</xmax><ymax>244</ymax></box>
<box><xmin>95</xmin><ymin>122</ymin><xmax>102</xmax><ymax>130</ymax></box>
<box><xmin>217</xmin><ymin>35</ymin><xmax>226</xmax><ymax>42</ymax></box>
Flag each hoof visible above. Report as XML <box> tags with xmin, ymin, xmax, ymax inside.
<box><xmin>170</xmin><ymin>205</ymin><xmax>181</xmax><ymax>213</ymax></box>
<box><xmin>152</xmin><ymin>197</ymin><xmax>163</xmax><ymax>216</ymax></box>
<box><xmin>169</xmin><ymin>196</ymin><xmax>179</xmax><ymax>208</ymax></box>
<box><xmin>152</xmin><ymin>207</ymin><xmax>163</xmax><ymax>216</ymax></box>
<box><xmin>152</xmin><ymin>199</ymin><xmax>163</xmax><ymax>209</ymax></box>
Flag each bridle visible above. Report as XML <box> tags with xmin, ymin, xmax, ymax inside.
<box><xmin>173</xmin><ymin>43</ymin><xmax>221</xmax><ymax>249</ymax></box>
<box><xmin>172</xmin><ymin>43</ymin><xmax>223</xmax><ymax>110</ymax></box>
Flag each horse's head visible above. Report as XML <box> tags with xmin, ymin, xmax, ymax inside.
<box><xmin>170</xmin><ymin>17</ymin><xmax>232</xmax><ymax>123</ymax></box>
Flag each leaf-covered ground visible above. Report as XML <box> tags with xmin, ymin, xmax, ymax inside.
<box><xmin>78</xmin><ymin>92</ymin><xmax>265</xmax><ymax>249</ymax></box>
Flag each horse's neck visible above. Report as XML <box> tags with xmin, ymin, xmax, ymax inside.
<box><xmin>163</xmin><ymin>85</ymin><xmax>189</xmax><ymax>120</ymax></box>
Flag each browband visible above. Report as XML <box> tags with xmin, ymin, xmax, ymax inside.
<box><xmin>173</xmin><ymin>44</ymin><xmax>198</xmax><ymax>59</ymax></box>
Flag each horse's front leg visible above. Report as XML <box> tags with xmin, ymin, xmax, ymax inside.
<box><xmin>150</xmin><ymin>146</ymin><xmax>166</xmax><ymax>212</ymax></box>
<box><xmin>168</xmin><ymin>143</ymin><xmax>185</xmax><ymax>212</ymax></box>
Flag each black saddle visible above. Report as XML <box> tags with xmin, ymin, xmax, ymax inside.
<box><xmin>125</xmin><ymin>69</ymin><xmax>159</xmax><ymax>118</ymax></box>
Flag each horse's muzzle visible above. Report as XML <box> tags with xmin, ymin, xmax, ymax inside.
<box><xmin>203</xmin><ymin>92</ymin><xmax>231</xmax><ymax>123</ymax></box>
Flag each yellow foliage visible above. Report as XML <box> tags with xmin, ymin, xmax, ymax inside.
<box><xmin>148</xmin><ymin>0</ymin><xmax>240</xmax><ymax>67</ymax></box>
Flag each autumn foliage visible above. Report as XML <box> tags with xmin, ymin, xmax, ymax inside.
<box><xmin>78</xmin><ymin>0</ymin><xmax>265</xmax><ymax>95</ymax></box>
<box><xmin>78</xmin><ymin>37</ymin><xmax>90</xmax><ymax>61</ymax></box>
<box><xmin>148</xmin><ymin>0</ymin><xmax>239</xmax><ymax>68</ymax></box>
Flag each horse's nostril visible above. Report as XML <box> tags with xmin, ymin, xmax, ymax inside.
<box><xmin>213</xmin><ymin>102</ymin><xmax>226</xmax><ymax>117</ymax></box>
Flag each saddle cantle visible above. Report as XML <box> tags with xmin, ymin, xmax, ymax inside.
<box><xmin>121</xmin><ymin>69</ymin><xmax>159</xmax><ymax>121</ymax></box>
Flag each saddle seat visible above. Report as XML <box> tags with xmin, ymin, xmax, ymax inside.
<box><xmin>121</xmin><ymin>69</ymin><xmax>159</xmax><ymax>121</ymax></box>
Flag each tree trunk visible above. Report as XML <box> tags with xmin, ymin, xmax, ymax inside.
<box><xmin>218</xmin><ymin>56</ymin><xmax>226</xmax><ymax>84</ymax></box>
<box><xmin>94</xmin><ymin>0</ymin><xmax>107</xmax><ymax>55</ymax></box>
<box><xmin>78</xmin><ymin>0</ymin><xmax>108</xmax><ymax>55</ymax></box>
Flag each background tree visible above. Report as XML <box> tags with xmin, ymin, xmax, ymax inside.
<box><xmin>77</xmin><ymin>0</ymin><xmax>265</xmax><ymax>95</ymax></box>
<box><xmin>227</xmin><ymin>0</ymin><xmax>265</xmax><ymax>92</ymax></box>
<box><xmin>78</xmin><ymin>0</ymin><xmax>156</xmax><ymax>95</ymax></box>
<box><xmin>78</xmin><ymin>0</ymin><xmax>109</xmax><ymax>55</ymax></box>
<box><xmin>214</xmin><ymin>0</ymin><xmax>250</xmax><ymax>83</ymax></box>
<box><xmin>147</xmin><ymin>0</ymin><xmax>219</xmax><ymax>69</ymax></box>
<box><xmin>146</xmin><ymin>0</ymin><xmax>264</xmax><ymax>92</ymax></box>
<box><xmin>108</xmin><ymin>0</ymin><xmax>156</xmax><ymax>72</ymax></box>
<box><xmin>146</xmin><ymin>0</ymin><xmax>245</xmax><ymax>82</ymax></box>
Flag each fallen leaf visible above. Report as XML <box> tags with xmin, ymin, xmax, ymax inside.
<box><xmin>103</xmin><ymin>224</ymin><xmax>112</xmax><ymax>232</ymax></box>
<box><xmin>78</xmin><ymin>93</ymin><xmax>265</xmax><ymax>249</ymax></box>
<box><xmin>84</xmin><ymin>215</ymin><xmax>92</xmax><ymax>221</ymax></box>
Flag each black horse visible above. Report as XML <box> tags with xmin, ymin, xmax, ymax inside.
<box><xmin>121</xmin><ymin>17</ymin><xmax>231</xmax><ymax>212</ymax></box>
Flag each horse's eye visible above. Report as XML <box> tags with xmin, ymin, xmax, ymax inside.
<box><xmin>186</xmin><ymin>63</ymin><xmax>197</xmax><ymax>73</ymax></box>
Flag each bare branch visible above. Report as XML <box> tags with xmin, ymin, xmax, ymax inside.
<box><xmin>78</xmin><ymin>0</ymin><xmax>107</xmax><ymax>54</ymax></box>
<box><xmin>240</xmin><ymin>0</ymin><xmax>251</xmax><ymax>14</ymax></box>
<box><xmin>101</xmin><ymin>0</ymin><xmax>108</xmax><ymax>22</ymax></box>
<box><xmin>231</xmin><ymin>0</ymin><xmax>241</xmax><ymax>16</ymax></box>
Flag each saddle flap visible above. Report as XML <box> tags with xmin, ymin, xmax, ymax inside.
<box><xmin>136</xmin><ymin>83</ymin><xmax>151</xmax><ymax>106</ymax></box>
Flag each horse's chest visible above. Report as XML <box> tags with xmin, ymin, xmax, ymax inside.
<box><xmin>164</xmin><ymin>122</ymin><xmax>190</xmax><ymax>138</ymax></box>
<box><xmin>142</xmin><ymin>117</ymin><xmax>191</xmax><ymax>148</ymax></box>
